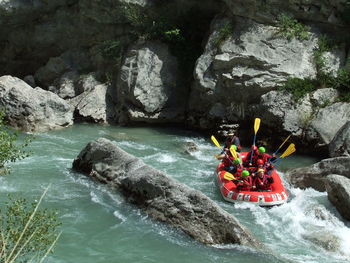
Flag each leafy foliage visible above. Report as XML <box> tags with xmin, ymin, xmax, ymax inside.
<box><xmin>0</xmin><ymin>189</ymin><xmax>61</xmax><ymax>263</ymax></box>
<box><xmin>279</xmin><ymin>77</ymin><xmax>317</xmax><ymax>100</ymax></box>
<box><xmin>123</xmin><ymin>3</ymin><xmax>212</xmax><ymax>82</ymax></box>
<box><xmin>280</xmin><ymin>69</ymin><xmax>350</xmax><ymax>102</ymax></box>
<box><xmin>276</xmin><ymin>14</ymin><xmax>310</xmax><ymax>41</ymax></box>
<box><xmin>0</xmin><ymin>112</ymin><xmax>32</xmax><ymax>174</ymax></box>
<box><xmin>97</xmin><ymin>40</ymin><xmax>122</xmax><ymax>59</ymax></box>
<box><xmin>215</xmin><ymin>22</ymin><xmax>234</xmax><ymax>47</ymax></box>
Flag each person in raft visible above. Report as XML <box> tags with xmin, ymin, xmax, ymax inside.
<box><xmin>216</xmin><ymin>146</ymin><xmax>239</xmax><ymax>173</ymax></box>
<box><xmin>217</xmin><ymin>145</ymin><xmax>239</xmax><ymax>160</ymax></box>
<box><xmin>236</xmin><ymin>170</ymin><xmax>253</xmax><ymax>191</ymax></box>
<box><xmin>253</xmin><ymin>168</ymin><xmax>274</xmax><ymax>191</ymax></box>
<box><xmin>245</xmin><ymin>146</ymin><xmax>272</xmax><ymax>167</ymax></box>
<box><xmin>223</xmin><ymin>132</ymin><xmax>241</xmax><ymax>152</ymax></box>
<box><xmin>244</xmin><ymin>145</ymin><xmax>258</xmax><ymax>166</ymax></box>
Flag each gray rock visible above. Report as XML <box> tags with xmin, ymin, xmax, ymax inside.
<box><xmin>325</xmin><ymin>174</ymin><xmax>350</xmax><ymax>221</ymax></box>
<box><xmin>23</xmin><ymin>75</ymin><xmax>36</xmax><ymax>88</ymax></box>
<box><xmin>304</xmin><ymin>230</ymin><xmax>341</xmax><ymax>252</ymax></box>
<box><xmin>117</xmin><ymin>41</ymin><xmax>186</xmax><ymax>123</ymax></box>
<box><xmin>329</xmin><ymin>121</ymin><xmax>350</xmax><ymax>157</ymax></box>
<box><xmin>0</xmin><ymin>75</ymin><xmax>73</xmax><ymax>131</ymax></box>
<box><xmin>223</xmin><ymin>0</ymin><xmax>347</xmax><ymax>26</ymax></box>
<box><xmin>307</xmin><ymin>102</ymin><xmax>350</xmax><ymax>146</ymax></box>
<box><xmin>259</xmin><ymin>88</ymin><xmax>346</xmax><ymax>147</ymax></box>
<box><xmin>286</xmin><ymin>157</ymin><xmax>350</xmax><ymax>191</ymax></box>
<box><xmin>72</xmin><ymin>138</ymin><xmax>263</xmax><ymax>248</ymax></box>
<box><xmin>49</xmin><ymin>71</ymin><xmax>79</xmax><ymax>99</ymax></box>
<box><xmin>34</xmin><ymin>57</ymin><xmax>70</xmax><ymax>87</ymax></box>
<box><xmin>68</xmin><ymin>84</ymin><xmax>110</xmax><ymax>123</ymax></box>
<box><xmin>188</xmin><ymin>16</ymin><xmax>343</xmax><ymax>130</ymax></box>
<box><xmin>75</xmin><ymin>73</ymin><xmax>100</xmax><ymax>95</ymax></box>
<box><xmin>183</xmin><ymin>141</ymin><xmax>199</xmax><ymax>154</ymax></box>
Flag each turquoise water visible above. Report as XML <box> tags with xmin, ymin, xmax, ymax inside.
<box><xmin>1</xmin><ymin>124</ymin><xmax>350</xmax><ymax>263</ymax></box>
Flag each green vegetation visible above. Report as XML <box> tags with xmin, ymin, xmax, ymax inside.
<box><xmin>276</xmin><ymin>14</ymin><xmax>310</xmax><ymax>41</ymax></box>
<box><xmin>0</xmin><ymin>188</ymin><xmax>61</xmax><ymax>263</ymax></box>
<box><xmin>122</xmin><ymin>3</ymin><xmax>213</xmax><ymax>81</ymax></box>
<box><xmin>0</xmin><ymin>112</ymin><xmax>61</xmax><ymax>262</ymax></box>
<box><xmin>0</xmin><ymin>112</ymin><xmax>31</xmax><ymax>174</ymax></box>
<box><xmin>279</xmin><ymin>78</ymin><xmax>317</xmax><ymax>100</ymax></box>
<box><xmin>215</xmin><ymin>22</ymin><xmax>234</xmax><ymax>47</ymax></box>
<box><xmin>279</xmin><ymin>31</ymin><xmax>350</xmax><ymax>102</ymax></box>
<box><xmin>97</xmin><ymin>40</ymin><xmax>122</xmax><ymax>60</ymax></box>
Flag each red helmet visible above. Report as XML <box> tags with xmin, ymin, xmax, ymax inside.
<box><xmin>257</xmin><ymin>159</ymin><xmax>264</xmax><ymax>165</ymax></box>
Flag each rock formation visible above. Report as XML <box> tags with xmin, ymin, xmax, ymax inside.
<box><xmin>329</xmin><ymin>121</ymin><xmax>350</xmax><ymax>157</ymax></box>
<box><xmin>72</xmin><ymin>137</ymin><xmax>263</xmax><ymax>248</ymax></box>
<box><xmin>325</xmin><ymin>174</ymin><xmax>350</xmax><ymax>221</ymax></box>
<box><xmin>286</xmin><ymin>157</ymin><xmax>350</xmax><ymax>191</ymax></box>
<box><xmin>0</xmin><ymin>76</ymin><xmax>73</xmax><ymax>131</ymax></box>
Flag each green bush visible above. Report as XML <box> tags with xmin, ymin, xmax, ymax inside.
<box><xmin>327</xmin><ymin>69</ymin><xmax>350</xmax><ymax>102</ymax></box>
<box><xmin>276</xmin><ymin>14</ymin><xmax>310</xmax><ymax>41</ymax></box>
<box><xmin>215</xmin><ymin>22</ymin><xmax>233</xmax><ymax>47</ymax></box>
<box><xmin>0</xmin><ymin>112</ymin><xmax>31</xmax><ymax>174</ymax></box>
<box><xmin>0</xmin><ymin>188</ymin><xmax>61</xmax><ymax>263</ymax></box>
<box><xmin>97</xmin><ymin>40</ymin><xmax>122</xmax><ymax>60</ymax></box>
<box><xmin>279</xmin><ymin>77</ymin><xmax>317</xmax><ymax>100</ymax></box>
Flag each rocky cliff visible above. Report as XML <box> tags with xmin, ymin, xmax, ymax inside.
<box><xmin>0</xmin><ymin>0</ymin><xmax>349</xmax><ymax>153</ymax></box>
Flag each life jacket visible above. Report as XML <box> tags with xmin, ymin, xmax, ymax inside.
<box><xmin>253</xmin><ymin>175</ymin><xmax>273</xmax><ymax>191</ymax></box>
<box><xmin>222</xmin><ymin>155</ymin><xmax>234</xmax><ymax>167</ymax></box>
<box><xmin>237</xmin><ymin>176</ymin><xmax>253</xmax><ymax>191</ymax></box>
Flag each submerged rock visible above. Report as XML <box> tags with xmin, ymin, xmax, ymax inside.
<box><xmin>286</xmin><ymin>157</ymin><xmax>350</xmax><ymax>191</ymax></box>
<box><xmin>303</xmin><ymin>230</ymin><xmax>341</xmax><ymax>252</ymax></box>
<box><xmin>325</xmin><ymin>174</ymin><xmax>350</xmax><ymax>221</ymax></box>
<box><xmin>0</xmin><ymin>75</ymin><xmax>73</xmax><ymax>131</ymax></box>
<box><xmin>183</xmin><ymin>141</ymin><xmax>199</xmax><ymax>154</ymax></box>
<box><xmin>72</xmin><ymin>138</ymin><xmax>263</xmax><ymax>248</ymax></box>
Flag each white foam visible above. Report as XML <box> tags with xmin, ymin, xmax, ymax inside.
<box><xmin>113</xmin><ymin>210</ymin><xmax>127</xmax><ymax>222</ymax></box>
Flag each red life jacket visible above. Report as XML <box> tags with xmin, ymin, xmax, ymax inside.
<box><xmin>253</xmin><ymin>175</ymin><xmax>272</xmax><ymax>190</ymax></box>
<box><xmin>237</xmin><ymin>176</ymin><xmax>253</xmax><ymax>191</ymax></box>
<box><xmin>223</xmin><ymin>155</ymin><xmax>234</xmax><ymax>167</ymax></box>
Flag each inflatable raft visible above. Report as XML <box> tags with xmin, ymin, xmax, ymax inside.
<box><xmin>215</xmin><ymin>154</ymin><xmax>289</xmax><ymax>206</ymax></box>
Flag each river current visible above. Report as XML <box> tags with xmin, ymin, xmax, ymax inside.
<box><xmin>1</xmin><ymin>124</ymin><xmax>350</xmax><ymax>263</ymax></box>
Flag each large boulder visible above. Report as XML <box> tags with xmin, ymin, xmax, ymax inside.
<box><xmin>286</xmin><ymin>157</ymin><xmax>350</xmax><ymax>191</ymax></box>
<box><xmin>116</xmin><ymin>41</ymin><xmax>186</xmax><ymax>123</ymax></box>
<box><xmin>223</xmin><ymin>0</ymin><xmax>348</xmax><ymax>27</ymax></box>
<box><xmin>325</xmin><ymin>174</ymin><xmax>350</xmax><ymax>221</ymax></box>
<box><xmin>0</xmin><ymin>75</ymin><xmax>73</xmax><ymax>131</ymax></box>
<box><xmin>187</xmin><ymin>16</ymin><xmax>344</xmax><ymax>130</ymax></box>
<box><xmin>68</xmin><ymin>84</ymin><xmax>112</xmax><ymax>123</ymax></box>
<box><xmin>259</xmin><ymin>88</ymin><xmax>348</xmax><ymax>147</ymax></box>
<box><xmin>72</xmin><ymin>138</ymin><xmax>263</xmax><ymax>248</ymax></box>
<box><xmin>307</xmin><ymin>102</ymin><xmax>350</xmax><ymax>146</ymax></box>
<box><xmin>329</xmin><ymin>121</ymin><xmax>350</xmax><ymax>157</ymax></box>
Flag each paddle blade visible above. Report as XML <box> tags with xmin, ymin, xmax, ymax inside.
<box><xmin>230</xmin><ymin>147</ymin><xmax>238</xmax><ymax>159</ymax></box>
<box><xmin>223</xmin><ymin>172</ymin><xmax>235</xmax><ymax>181</ymax></box>
<box><xmin>254</xmin><ymin>118</ymin><xmax>261</xmax><ymax>134</ymax></box>
<box><xmin>281</xmin><ymin>143</ymin><xmax>296</xmax><ymax>158</ymax></box>
<box><xmin>211</xmin><ymin>135</ymin><xmax>222</xmax><ymax>150</ymax></box>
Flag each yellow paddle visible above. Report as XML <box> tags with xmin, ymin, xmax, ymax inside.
<box><xmin>223</xmin><ymin>172</ymin><xmax>236</xmax><ymax>181</ymax></box>
<box><xmin>280</xmin><ymin>143</ymin><xmax>296</xmax><ymax>158</ymax></box>
<box><xmin>211</xmin><ymin>135</ymin><xmax>222</xmax><ymax>150</ymax></box>
<box><xmin>273</xmin><ymin>135</ymin><xmax>291</xmax><ymax>155</ymax></box>
<box><xmin>250</xmin><ymin>118</ymin><xmax>261</xmax><ymax>163</ymax></box>
<box><xmin>229</xmin><ymin>147</ymin><xmax>238</xmax><ymax>159</ymax></box>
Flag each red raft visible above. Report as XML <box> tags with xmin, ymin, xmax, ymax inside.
<box><xmin>215</xmin><ymin>154</ymin><xmax>289</xmax><ymax>206</ymax></box>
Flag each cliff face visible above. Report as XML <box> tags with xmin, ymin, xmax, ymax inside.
<box><xmin>0</xmin><ymin>0</ymin><xmax>349</xmax><ymax>152</ymax></box>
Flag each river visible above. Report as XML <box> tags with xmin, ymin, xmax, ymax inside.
<box><xmin>1</xmin><ymin>124</ymin><xmax>350</xmax><ymax>263</ymax></box>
